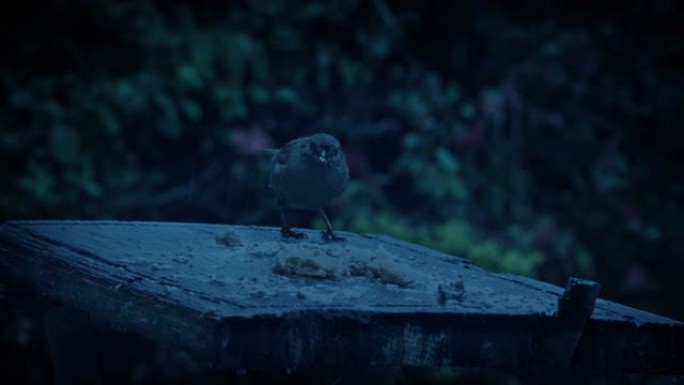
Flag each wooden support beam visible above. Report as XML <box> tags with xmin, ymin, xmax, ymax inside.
<box><xmin>535</xmin><ymin>278</ymin><xmax>601</xmax><ymax>367</ymax></box>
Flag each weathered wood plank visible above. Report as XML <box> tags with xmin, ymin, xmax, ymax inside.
<box><xmin>0</xmin><ymin>220</ymin><xmax>682</xmax><ymax>373</ymax></box>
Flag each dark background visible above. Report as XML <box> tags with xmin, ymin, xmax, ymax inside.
<box><xmin>1</xmin><ymin>0</ymin><xmax>683</xmax><ymax>384</ymax></box>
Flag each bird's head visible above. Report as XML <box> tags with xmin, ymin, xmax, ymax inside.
<box><xmin>308</xmin><ymin>134</ymin><xmax>342</xmax><ymax>164</ymax></box>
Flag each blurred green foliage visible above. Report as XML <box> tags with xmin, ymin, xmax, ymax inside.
<box><xmin>1</xmin><ymin>0</ymin><xmax>683</xmax><ymax>324</ymax></box>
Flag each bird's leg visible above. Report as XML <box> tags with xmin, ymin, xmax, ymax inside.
<box><xmin>319</xmin><ymin>208</ymin><xmax>345</xmax><ymax>242</ymax></box>
<box><xmin>279</xmin><ymin>208</ymin><xmax>306</xmax><ymax>239</ymax></box>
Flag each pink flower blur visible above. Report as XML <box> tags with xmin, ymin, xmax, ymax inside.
<box><xmin>230</xmin><ymin>126</ymin><xmax>273</xmax><ymax>156</ymax></box>
<box><xmin>461</xmin><ymin>124</ymin><xmax>486</xmax><ymax>147</ymax></box>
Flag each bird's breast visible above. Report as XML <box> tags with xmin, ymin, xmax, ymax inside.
<box><xmin>274</xmin><ymin>161</ymin><xmax>346</xmax><ymax>210</ymax></box>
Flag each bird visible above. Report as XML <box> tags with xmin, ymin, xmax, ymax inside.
<box><xmin>268</xmin><ymin>133</ymin><xmax>348</xmax><ymax>241</ymax></box>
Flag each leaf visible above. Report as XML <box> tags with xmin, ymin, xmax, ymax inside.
<box><xmin>176</xmin><ymin>64</ymin><xmax>203</xmax><ymax>89</ymax></box>
<box><xmin>50</xmin><ymin>125</ymin><xmax>80</xmax><ymax>165</ymax></box>
<box><xmin>500</xmin><ymin>249</ymin><xmax>544</xmax><ymax>276</ymax></box>
<box><xmin>180</xmin><ymin>98</ymin><xmax>202</xmax><ymax>122</ymax></box>
<box><xmin>152</xmin><ymin>92</ymin><xmax>181</xmax><ymax>137</ymax></box>
<box><xmin>65</xmin><ymin>163</ymin><xmax>103</xmax><ymax>197</ymax></box>
<box><xmin>435</xmin><ymin>147</ymin><xmax>460</xmax><ymax>173</ymax></box>
<box><xmin>19</xmin><ymin>165</ymin><xmax>56</xmax><ymax>202</ymax></box>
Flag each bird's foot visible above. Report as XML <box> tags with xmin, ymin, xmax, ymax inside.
<box><xmin>321</xmin><ymin>229</ymin><xmax>345</xmax><ymax>242</ymax></box>
<box><xmin>280</xmin><ymin>227</ymin><xmax>307</xmax><ymax>239</ymax></box>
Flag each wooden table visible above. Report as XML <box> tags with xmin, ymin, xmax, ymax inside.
<box><xmin>0</xmin><ymin>220</ymin><xmax>682</xmax><ymax>373</ymax></box>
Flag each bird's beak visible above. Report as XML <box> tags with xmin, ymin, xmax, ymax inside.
<box><xmin>317</xmin><ymin>150</ymin><xmax>327</xmax><ymax>163</ymax></box>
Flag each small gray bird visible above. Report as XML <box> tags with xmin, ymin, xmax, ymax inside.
<box><xmin>268</xmin><ymin>133</ymin><xmax>348</xmax><ymax>241</ymax></box>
